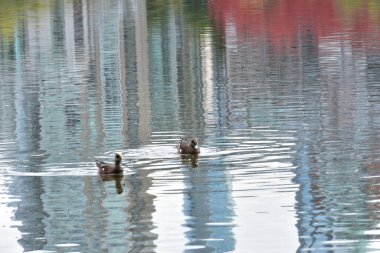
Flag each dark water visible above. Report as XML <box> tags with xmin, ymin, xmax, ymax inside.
<box><xmin>1</xmin><ymin>0</ymin><xmax>380</xmax><ymax>252</ymax></box>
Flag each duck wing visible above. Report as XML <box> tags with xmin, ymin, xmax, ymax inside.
<box><xmin>96</xmin><ymin>160</ymin><xmax>108</xmax><ymax>168</ymax></box>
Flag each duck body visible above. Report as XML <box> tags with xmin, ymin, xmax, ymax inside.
<box><xmin>177</xmin><ymin>137</ymin><xmax>200</xmax><ymax>155</ymax></box>
<box><xmin>96</xmin><ymin>152</ymin><xmax>124</xmax><ymax>174</ymax></box>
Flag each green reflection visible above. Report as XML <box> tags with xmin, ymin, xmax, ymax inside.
<box><xmin>0</xmin><ymin>0</ymin><xmax>47</xmax><ymax>42</ymax></box>
<box><xmin>147</xmin><ymin>0</ymin><xmax>212</xmax><ymax>35</ymax></box>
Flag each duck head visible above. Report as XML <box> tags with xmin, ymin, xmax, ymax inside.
<box><xmin>191</xmin><ymin>139</ymin><xmax>198</xmax><ymax>149</ymax></box>
<box><xmin>115</xmin><ymin>152</ymin><xmax>124</xmax><ymax>163</ymax></box>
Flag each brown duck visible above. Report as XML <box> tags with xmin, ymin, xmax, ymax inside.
<box><xmin>96</xmin><ymin>152</ymin><xmax>124</xmax><ymax>174</ymax></box>
<box><xmin>177</xmin><ymin>137</ymin><xmax>200</xmax><ymax>155</ymax></box>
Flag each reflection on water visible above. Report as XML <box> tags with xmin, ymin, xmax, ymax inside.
<box><xmin>100</xmin><ymin>174</ymin><xmax>124</xmax><ymax>194</ymax></box>
<box><xmin>1</xmin><ymin>0</ymin><xmax>380</xmax><ymax>252</ymax></box>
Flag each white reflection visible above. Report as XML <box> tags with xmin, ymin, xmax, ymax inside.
<box><xmin>0</xmin><ymin>180</ymin><xmax>23</xmax><ymax>253</ymax></box>
<box><xmin>201</xmin><ymin>32</ymin><xmax>215</xmax><ymax>125</ymax></box>
<box><xmin>367</xmin><ymin>239</ymin><xmax>380</xmax><ymax>251</ymax></box>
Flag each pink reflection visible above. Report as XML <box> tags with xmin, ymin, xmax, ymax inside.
<box><xmin>209</xmin><ymin>0</ymin><xmax>380</xmax><ymax>49</ymax></box>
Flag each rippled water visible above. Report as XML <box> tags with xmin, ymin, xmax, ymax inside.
<box><xmin>1</xmin><ymin>0</ymin><xmax>380</xmax><ymax>252</ymax></box>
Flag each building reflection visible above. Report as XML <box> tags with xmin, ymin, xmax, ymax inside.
<box><xmin>147</xmin><ymin>2</ymin><xmax>236</xmax><ymax>252</ymax></box>
<box><xmin>7</xmin><ymin>3</ymin><xmax>49</xmax><ymax>251</ymax></box>
<box><xmin>209</xmin><ymin>0</ymin><xmax>380</xmax><ymax>251</ymax></box>
<box><xmin>3</xmin><ymin>0</ymin><xmax>380</xmax><ymax>252</ymax></box>
<box><xmin>0</xmin><ymin>0</ymin><xmax>154</xmax><ymax>251</ymax></box>
<box><xmin>183</xmin><ymin>165</ymin><xmax>235</xmax><ymax>252</ymax></box>
<box><xmin>80</xmin><ymin>171</ymin><xmax>156</xmax><ymax>252</ymax></box>
<box><xmin>0</xmin><ymin>0</ymin><xmax>235</xmax><ymax>251</ymax></box>
<box><xmin>124</xmin><ymin>170</ymin><xmax>157</xmax><ymax>252</ymax></box>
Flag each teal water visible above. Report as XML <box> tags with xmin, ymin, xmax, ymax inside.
<box><xmin>1</xmin><ymin>0</ymin><xmax>380</xmax><ymax>252</ymax></box>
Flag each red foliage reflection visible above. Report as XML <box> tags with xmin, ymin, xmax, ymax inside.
<box><xmin>209</xmin><ymin>0</ymin><xmax>380</xmax><ymax>48</ymax></box>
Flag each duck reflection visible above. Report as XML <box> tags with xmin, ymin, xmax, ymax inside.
<box><xmin>180</xmin><ymin>154</ymin><xmax>199</xmax><ymax>168</ymax></box>
<box><xmin>183</xmin><ymin>159</ymin><xmax>236</xmax><ymax>252</ymax></box>
<box><xmin>99</xmin><ymin>174</ymin><xmax>124</xmax><ymax>194</ymax></box>
<box><xmin>87</xmin><ymin>169</ymin><xmax>157</xmax><ymax>252</ymax></box>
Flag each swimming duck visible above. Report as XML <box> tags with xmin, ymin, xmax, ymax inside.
<box><xmin>96</xmin><ymin>152</ymin><xmax>124</xmax><ymax>174</ymax></box>
<box><xmin>177</xmin><ymin>137</ymin><xmax>200</xmax><ymax>155</ymax></box>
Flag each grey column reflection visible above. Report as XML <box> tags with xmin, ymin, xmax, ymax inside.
<box><xmin>181</xmin><ymin>16</ymin><xmax>235</xmax><ymax>251</ymax></box>
<box><xmin>81</xmin><ymin>171</ymin><xmax>156</xmax><ymax>252</ymax></box>
<box><xmin>147</xmin><ymin>2</ymin><xmax>235</xmax><ymax>252</ymax></box>
<box><xmin>12</xmin><ymin>8</ymin><xmax>48</xmax><ymax>251</ymax></box>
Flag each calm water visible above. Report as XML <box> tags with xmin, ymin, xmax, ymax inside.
<box><xmin>1</xmin><ymin>0</ymin><xmax>380</xmax><ymax>252</ymax></box>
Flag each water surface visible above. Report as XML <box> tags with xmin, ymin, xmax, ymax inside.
<box><xmin>1</xmin><ymin>0</ymin><xmax>380</xmax><ymax>252</ymax></box>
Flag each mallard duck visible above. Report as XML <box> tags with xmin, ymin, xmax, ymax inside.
<box><xmin>96</xmin><ymin>152</ymin><xmax>124</xmax><ymax>174</ymax></box>
<box><xmin>177</xmin><ymin>137</ymin><xmax>200</xmax><ymax>155</ymax></box>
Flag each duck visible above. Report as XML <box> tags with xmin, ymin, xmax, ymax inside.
<box><xmin>177</xmin><ymin>137</ymin><xmax>200</xmax><ymax>155</ymax></box>
<box><xmin>96</xmin><ymin>152</ymin><xmax>124</xmax><ymax>174</ymax></box>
